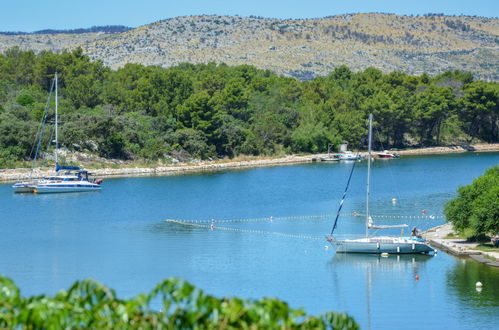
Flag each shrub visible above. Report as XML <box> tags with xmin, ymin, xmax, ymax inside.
<box><xmin>0</xmin><ymin>276</ymin><xmax>358</xmax><ymax>329</ymax></box>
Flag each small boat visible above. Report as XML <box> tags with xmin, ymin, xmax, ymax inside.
<box><xmin>12</xmin><ymin>182</ymin><xmax>36</xmax><ymax>193</ymax></box>
<box><xmin>336</xmin><ymin>151</ymin><xmax>365</xmax><ymax>161</ymax></box>
<box><xmin>327</xmin><ymin>114</ymin><xmax>433</xmax><ymax>254</ymax></box>
<box><xmin>320</xmin><ymin>143</ymin><xmax>340</xmax><ymax>162</ymax></box>
<box><xmin>12</xmin><ymin>73</ymin><xmax>102</xmax><ymax>194</ymax></box>
<box><xmin>377</xmin><ymin>150</ymin><xmax>400</xmax><ymax>159</ymax></box>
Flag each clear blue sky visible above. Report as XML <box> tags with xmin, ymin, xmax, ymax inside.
<box><xmin>2</xmin><ymin>0</ymin><xmax>498</xmax><ymax>32</ymax></box>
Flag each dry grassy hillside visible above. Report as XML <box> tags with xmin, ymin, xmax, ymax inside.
<box><xmin>2</xmin><ymin>13</ymin><xmax>498</xmax><ymax>80</ymax></box>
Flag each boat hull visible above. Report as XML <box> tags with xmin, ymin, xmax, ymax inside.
<box><xmin>12</xmin><ymin>183</ymin><xmax>35</xmax><ymax>193</ymax></box>
<box><xmin>331</xmin><ymin>237</ymin><xmax>434</xmax><ymax>254</ymax></box>
<box><xmin>33</xmin><ymin>184</ymin><xmax>101</xmax><ymax>194</ymax></box>
<box><xmin>320</xmin><ymin>157</ymin><xmax>340</xmax><ymax>162</ymax></box>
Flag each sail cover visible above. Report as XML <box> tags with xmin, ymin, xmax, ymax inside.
<box><xmin>368</xmin><ymin>216</ymin><xmax>408</xmax><ymax>229</ymax></box>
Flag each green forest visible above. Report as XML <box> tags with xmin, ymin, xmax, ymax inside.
<box><xmin>0</xmin><ymin>47</ymin><xmax>497</xmax><ymax>168</ymax></box>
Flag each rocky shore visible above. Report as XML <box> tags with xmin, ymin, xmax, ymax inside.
<box><xmin>1</xmin><ymin>143</ymin><xmax>498</xmax><ymax>183</ymax></box>
<box><xmin>423</xmin><ymin>223</ymin><xmax>499</xmax><ymax>267</ymax></box>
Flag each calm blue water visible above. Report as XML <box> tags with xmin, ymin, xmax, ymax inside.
<box><xmin>1</xmin><ymin>152</ymin><xmax>498</xmax><ymax>329</ymax></box>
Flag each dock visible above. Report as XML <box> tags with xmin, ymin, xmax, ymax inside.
<box><xmin>423</xmin><ymin>223</ymin><xmax>499</xmax><ymax>267</ymax></box>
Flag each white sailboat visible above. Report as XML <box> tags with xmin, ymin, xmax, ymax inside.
<box><xmin>328</xmin><ymin>114</ymin><xmax>434</xmax><ymax>254</ymax></box>
<box><xmin>12</xmin><ymin>73</ymin><xmax>102</xmax><ymax>194</ymax></box>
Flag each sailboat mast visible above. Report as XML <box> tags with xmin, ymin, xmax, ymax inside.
<box><xmin>55</xmin><ymin>72</ymin><xmax>58</xmax><ymax>167</ymax></box>
<box><xmin>365</xmin><ymin>114</ymin><xmax>373</xmax><ymax>237</ymax></box>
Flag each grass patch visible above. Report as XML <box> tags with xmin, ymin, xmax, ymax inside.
<box><xmin>474</xmin><ymin>243</ymin><xmax>499</xmax><ymax>252</ymax></box>
<box><xmin>483</xmin><ymin>254</ymin><xmax>498</xmax><ymax>262</ymax></box>
<box><xmin>444</xmin><ymin>232</ymin><xmax>464</xmax><ymax>239</ymax></box>
<box><xmin>472</xmin><ymin>244</ymin><xmax>499</xmax><ymax>262</ymax></box>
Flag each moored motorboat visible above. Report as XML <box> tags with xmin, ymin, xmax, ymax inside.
<box><xmin>12</xmin><ymin>182</ymin><xmax>36</xmax><ymax>193</ymax></box>
<box><xmin>377</xmin><ymin>150</ymin><xmax>400</xmax><ymax>158</ymax></box>
<box><xmin>337</xmin><ymin>151</ymin><xmax>365</xmax><ymax>161</ymax></box>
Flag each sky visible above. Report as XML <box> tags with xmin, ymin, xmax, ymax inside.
<box><xmin>1</xmin><ymin>0</ymin><xmax>498</xmax><ymax>32</ymax></box>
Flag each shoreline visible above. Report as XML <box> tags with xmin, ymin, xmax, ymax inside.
<box><xmin>1</xmin><ymin>143</ymin><xmax>498</xmax><ymax>183</ymax></box>
<box><xmin>423</xmin><ymin>223</ymin><xmax>499</xmax><ymax>267</ymax></box>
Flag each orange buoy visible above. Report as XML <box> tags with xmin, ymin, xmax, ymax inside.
<box><xmin>422</xmin><ymin>209</ymin><xmax>426</xmax><ymax>214</ymax></box>
<box><xmin>353</xmin><ymin>211</ymin><xmax>357</xmax><ymax>216</ymax></box>
<box><xmin>415</xmin><ymin>275</ymin><xmax>419</xmax><ymax>281</ymax></box>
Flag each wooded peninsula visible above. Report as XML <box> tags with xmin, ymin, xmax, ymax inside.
<box><xmin>0</xmin><ymin>47</ymin><xmax>497</xmax><ymax>168</ymax></box>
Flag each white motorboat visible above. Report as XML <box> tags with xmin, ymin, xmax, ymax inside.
<box><xmin>336</xmin><ymin>151</ymin><xmax>365</xmax><ymax>161</ymax></box>
<box><xmin>12</xmin><ymin>182</ymin><xmax>36</xmax><ymax>193</ymax></box>
<box><xmin>377</xmin><ymin>150</ymin><xmax>400</xmax><ymax>159</ymax></box>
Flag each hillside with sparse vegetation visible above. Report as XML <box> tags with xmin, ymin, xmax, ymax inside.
<box><xmin>1</xmin><ymin>13</ymin><xmax>497</xmax><ymax>80</ymax></box>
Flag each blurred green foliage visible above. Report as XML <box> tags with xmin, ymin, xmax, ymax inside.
<box><xmin>0</xmin><ymin>47</ymin><xmax>497</xmax><ymax>166</ymax></box>
<box><xmin>0</xmin><ymin>276</ymin><xmax>358</xmax><ymax>329</ymax></box>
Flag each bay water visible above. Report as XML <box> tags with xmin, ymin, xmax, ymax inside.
<box><xmin>1</xmin><ymin>152</ymin><xmax>498</xmax><ymax>329</ymax></box>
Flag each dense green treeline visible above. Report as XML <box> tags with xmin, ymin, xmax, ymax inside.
<box><xmin>444</xmin><ymin>165</ymin><xmax>499</xmax><ymax>239</ymax></box>
<box><xmin>0</xmin><ymin>276</ymin><xmax>358</xmax><ymax>329</ymax></box>
<box><xmin>0</xmin><ymin>47</ymin><xmax>498</xmax><ymax>167</ymax></box>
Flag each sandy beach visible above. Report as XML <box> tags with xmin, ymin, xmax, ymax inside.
<box><xmin>1</xmin><ymin>143</ymin><xmax>498</xmax><ymax>183</ymax></box>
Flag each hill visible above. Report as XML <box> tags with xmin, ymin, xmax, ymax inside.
<box><xmin>0</xmin><ymin>13</ymin><xmax>498</xmax><ymax>80</ymax></box>
<box><xmin>0</xmin><ymin>25</ymin><xmax>131</xmax><ymax>35</ymax></box>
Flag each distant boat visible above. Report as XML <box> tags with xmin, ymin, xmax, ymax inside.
<box><xmin>12</xmin><ymin>73</ymin><xmax>102</xmax><ymax>194</ymax></box>
<box><xmin>327</xmin><ymin>114</ymin><xmax>433</xmax><ymax>254</ymax></box>
<box><xmin>12</xmin><ymin>182</ymin><xmax>37</xmax><ymax>193</ymax></box>
<box><xmin>320</xmin><ymin>143</ymin><xmax>340</xmax><ymax>162</ymax></box>
<box><xmin>377</xmin><ymin>150</ymin><xmax>400</xmax><ymax>159</ymax></box>
<box><xmin>31</xmin><ymin>165</ymin><xmax>102</xmax><ymax>194</ymax></box>
<box><xmin>336</xmin><ymin>151</ymin><xmax>365</xmax><ymax>161</ymax></box>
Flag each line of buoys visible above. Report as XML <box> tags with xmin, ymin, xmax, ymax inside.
<box><xmin>165</xmin><ymin>212</ymin><xmax>444</xmax><ymax>224</ymax></box>
<box><xmin>167</xmin><ymin>219</ymin><xmax>324</xmax><ymax>240</ymax></box>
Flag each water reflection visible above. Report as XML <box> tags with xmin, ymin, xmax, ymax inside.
<box><xmin>331</xmin><ymin>253</ymin><xmax>432</xmax><ymax>272</ymax></box>
<box><xmin>447</xmin><ymin>258</ymin><xmax>499</xmax><ymax>309</ymax></box>
<box><xmin>329</xmin><ymin>254</ymin><xmax>432</xmax><ymax>330</ymax></box>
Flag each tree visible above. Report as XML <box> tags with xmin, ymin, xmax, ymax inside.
<box><xmin>444</xmin><ymin>166</ymin><xmax>499</xmax><ymax>239</ymax></box>
<box><xmin>457</xmin><ymin>81</ymin><xmax>499</xmax><ymax>142</ymax></box>
<box><xmin>414</xmin><ymin>85</ymin><xmax>456</xmax><ymax>145</ymax></box>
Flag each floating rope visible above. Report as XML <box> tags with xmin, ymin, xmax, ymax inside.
<box><xmin>165</xmin><ymin>213</ymin><xmax>341</xmax><ymax>224</ymax></box>
<box><xmin>165</xmin><ymin>219</ymin><xmax>323</xmax><ymax>240</ymax></box>
<box><xmin>365</xmin><ymin>214</ymin><xmax>444</xmax><ymax>219</ymax></box>
<box><xmin>165</xmin><ymin>212</ymin><xmax>443</xmax><ymax>224</ymax></box>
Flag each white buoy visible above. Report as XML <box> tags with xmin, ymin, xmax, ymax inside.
<box><xmin>391</xmin><ymin>198</ymin><xmax>397</xmax><ymax>204</ymax></box>
<box><xmin>381</xmin><ymin>252</ymin><xmax>389</xmax><ymax>257</ymax></box>
<box><xmin>476</xmin><ymin>281</ymin><xmax>483</xmax><ymax>287</ymax></box>
<box><xmin>324</xmin><ymin>245</ymin><xmax>329</xmax><ymax>250</ymax></box>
